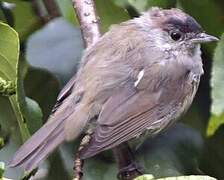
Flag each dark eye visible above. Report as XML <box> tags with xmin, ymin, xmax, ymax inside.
<box><xmin>170</xmin><ymin>31</ymin><xmax>183</xmax><ymax>41</ymax></box>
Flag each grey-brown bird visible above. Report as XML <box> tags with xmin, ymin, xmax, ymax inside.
<box><xmin>9</xmin><ymin>7</ymin><xmax>218</xmax><ymax>177</ymax></box>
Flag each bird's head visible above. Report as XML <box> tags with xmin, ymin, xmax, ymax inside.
<box><xmin>136</xmin><ymin>8</ymin><xmax>218</xmax><ymax>57</ymax></box>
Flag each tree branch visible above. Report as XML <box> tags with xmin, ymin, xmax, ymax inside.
<box><xmin>32</xmin><ymin>0</ymin><xmax>60</xmax><ymax>23</ymax></box>
<box><xmin>71</xmin><ymin>1</ymin><xmax>101</xmax><ymax>179</ymax></box>
<box><xmin>72</xmin><ymin>0</ymin><xmax>101</xmax><ymax>48</ymax></box>
<box><xmin>42</xmin><ymin>0</ymin><xmax>61</xmax><ymax>19</ymax></box>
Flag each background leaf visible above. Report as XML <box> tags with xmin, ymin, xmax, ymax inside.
<box><xmin>0</xmin><ymin>22</ymin><xmax>29</xmax><ymax>141</ymax></box>
<box><xmin>95</xmin><ymin>0</ymin><xmax>130</xmax><ymax>32</ymax></box>
<box><xmin>24</xmin><ymin>67</ymin><xmax>60</xmax><ymax>122</ymax></box>
<box><xmin>210</xmin><ymin>34</ymin><xmax>224</xmax><ymax>115</ymax></box>
<box><xmin>55</xmin><ymin>0</ymin><xmax>78</xmax><ymax>25</ymax></box>
<box><xmin>135</xmin><ymin>175</ymin><xmax>216</xmax><ymax>180</ymax></box>
<box><xmin>24</xmin><ymin>97</ymin><xmax>43</xmax><ymax>134</ymax></box>
<box><xmin>0</xmin><ymin>22</ymin><xmax>43</xmax><ymax>142</ymax></box>
<box><xmin>207</xmin><ymin>34</ymin><xmax>224</xmax><ymax>136</ymax></box>
<box><xmin>26</xmin><ymin>18</ymin><xmax>84</xmax><ymax>84</ymax></box>
<box><xmin>114</xmin><ymin>0</ymin><xmax>176</xmax><ymax>12</ymax></box>
<box><xmin>6</xmin><ymin>0</ymin><xmax>40</xmax><ymax>41</ymax></box>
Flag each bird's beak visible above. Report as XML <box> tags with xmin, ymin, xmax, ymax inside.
<box><xmin>191</xmin><ymin>33</ymin><xmax>219</xmax><ymax>43</ymax></box>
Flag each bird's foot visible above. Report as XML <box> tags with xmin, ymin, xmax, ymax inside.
<box><xmin>117</xmin><ymin>162</ymin><xmax>144</xmax><ymax>180</ymax></box>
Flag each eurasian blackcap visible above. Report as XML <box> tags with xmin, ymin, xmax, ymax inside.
<box><xmin>9</xmin><ymin>7</ymin><xmax>218</xmax><ymax>178</ymax></box>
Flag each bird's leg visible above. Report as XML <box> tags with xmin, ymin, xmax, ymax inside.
<box><xmin>73</xmin><ymin>132</ymin><xmax>92</xmax><ymax>180</ymax></box>
<box><xmin>113</xmin><ymin>143</ymin><xmax>144</xmax><ymax>180</ymax></box>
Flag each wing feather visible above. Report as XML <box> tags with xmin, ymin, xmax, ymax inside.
<box><xmin>80</xmin><ymin>86</ymin><xmax>169</xmax><ymax>159</ymax></box>
<box><xmin>8</xmin><ymin>116</ymin><xmax>65</xmax><ymax>168</ymax></box>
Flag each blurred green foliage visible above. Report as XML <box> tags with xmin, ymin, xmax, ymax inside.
<box><xmin>135</xmin><ymin>175</ymin><xmax>216</xmax><ymax>180</ymax></box>
<box><xmin>55</xmin><ymin>0</ymin><xmax>78</xmax><ymax>25</ymax></box>
<box><xmin>0</xmin><ymin>22</ymin><xmax>30</xmax><ymax>142</ymax></box>
<box><xmin>0</xmin><ymin>0</ymin><xmax>223</xmax><ymax>180</ymax></box>
<box><xmin>207</xmin><ymin>34</ymin><xmax>224</xmax><ymax>136</ymax></box>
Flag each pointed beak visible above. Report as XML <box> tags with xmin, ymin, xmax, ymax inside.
<box><xmin>191</xmin><ymin>33</ymin><xmax>219</xmax><ymax>44</ymax></box>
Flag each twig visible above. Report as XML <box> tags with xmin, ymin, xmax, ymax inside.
<box><xmin>72</xmin><ymin>0</ymin><xmax>101</xmax><ymax>48</ymax></box>
<box><xmin>42</xmin><ymin>0</ymin><xmax>60</xmax><ymax>19</ymax></box>
<box><xmin>73</xmin><ymin>133</ymin><xmax>92</xmax><ymax>180</ymax></box>
<box><xmin>32</xmin><ymin>0</ymin><xmax>60</xmax><ymax>23</ymax></box>
<box><xmin>71</xmin><ymin>0</ymin><xmax>101</xmax><ymax>179</ymax></box>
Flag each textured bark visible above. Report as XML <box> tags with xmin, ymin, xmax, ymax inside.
<box><xmin>72</xmin><ymin>0</ymin><xmax>101</xmax><ymax>48</ymax></box>
<box><xmin>71</xmin><ymin>1</ymin><xmax>101</xmax><ymax>179</ymax></box>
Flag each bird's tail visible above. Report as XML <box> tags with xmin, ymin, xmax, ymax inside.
<box><xmin>8</xmin><ymin>116</ymin><xmax>66</xmax><ymax>172</ymax></box>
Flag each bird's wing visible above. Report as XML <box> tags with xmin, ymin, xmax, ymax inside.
<box><xmin>80</xmin><ymin>69</ymin><xmax>173</xmax><ymax>159</ymax></box>
<box><xmin>57</xmin><ymin>74</ymin><xmax>77</xmax><ymax>102</ymax></box>
<box><xmin>51</xmin><ymin>75</ymin><xmax>77</xmax><ymax>113</ymax></box>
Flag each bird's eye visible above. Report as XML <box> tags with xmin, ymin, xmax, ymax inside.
<box><xmin>170</xmin><ymin>31</ymin><xmax>183</xmax><ymax>41</ymax></box>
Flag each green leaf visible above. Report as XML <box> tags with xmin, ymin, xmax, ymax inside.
<box><xmin>0</xmin><ymin>162</ymin><xmax>5</xmax><ymax>178</ymax></box>
<box><xmin>211</xmin><ymin>34</ymin><xmax>224</xmax><ymax>115</ymax></box>
<box><xmin>135</xmin><ymin>174</ymin><xmax>155</xmax><ymax>180</ymax></box>
<box><xmin>0</xmin><ymin>22</ymin><xmax>43</xmax><ymax>142</ymax></box>
<box><xmin>145</xmin><ymin>0</ymin><xmax>176</xmax><ymax>9</ymax></box>
<box><xmin>0</xmin><ymin>77</ymin><xmax>15</xmax><ymax>96</ymax></box>
<box><xmin>114</xmin><ymin>0</ymin><xmax>176</xmax><ymax>12</ymax></box>
<box><xmin>207</xmin><ymin>34</ymin><xmax>224</xmax><ymax>136</ymax></box>
<box><xmin>55</xmin><ymin>0</ymin><xmax>78</xmax><ymax>25</ymax></box>
<box><xmin>135</xmin><ymin>175</ymin><xmax>217</xmax><ymax>180</ymax></box>
<box><xmin>6</xmin><ymin>0</ymin><xmax>40</xmax><ymax>41</ymax></box>
<box><xmin>15</xmin><ymin>55</ymin><xmax>43</xmax><ymax>139</ymax></box>
<box><xmin>96</xmin><ymin>0</ymin><xmax>130</xmax><ymax>32</ymax></box>
<box><xmin>207</xmin><ymin>114</ymin><xmax>224</xmax><ymax>136</ymax></box>
<box><xmin>0</xmin><ymin>137</ymin><xmax>3</xmax><ymax>149</ymax></box>
<box><xmin>0</xmin><ymin>96</ymin><xmax>21</xmax><ymax>143</ymax></box>
<box><xmin>25</xmin><ymin>97</ymin><xmax>43</xmax><ymax>134</ymax></box>
<box><xmin>0</xmin><ymin>22</ymin><xmax>28</xmax><ymax>141</ymax></box>
<box><xmin>125</xmin><ymin>0</ymin><xmax>149</xmax><ymax>12</ymax></box>
<box><xmin>157</xmin><ymin>176</ymin><xmax>216</xmax><ymax>180</ymax></box>
<box><xmin>0</xmin><ymin>22</ymin><xmax>18</xmax><ymax>70</ymax></box>
<box><xmin>24</xmin><ymin>67</ymin><xmax>60</xmax><ymax>122</ymax></box>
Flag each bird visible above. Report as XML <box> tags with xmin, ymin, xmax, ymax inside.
<box><xmin>9</xmin><ymin>7</ymin><xmax>218</xmax><ymax>179</ymax></box>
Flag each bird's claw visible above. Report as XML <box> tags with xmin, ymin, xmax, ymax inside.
<box><xmin>117</xmin><ymin>162</ymin><xmax>144</xmax><ymax>180</ymax></box>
